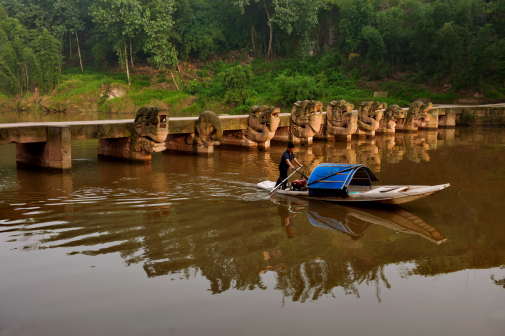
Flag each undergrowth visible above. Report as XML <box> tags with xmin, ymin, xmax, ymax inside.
<box><xmin>6</xmin><ymin>55</ymin><xmax>505</xmax><ymax>115</ymax></box>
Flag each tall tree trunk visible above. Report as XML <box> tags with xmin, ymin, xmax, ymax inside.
<box><xmin>251</xmin><ymin>25</ymin><xmax>256</xmax><ymax>55</ymax></box>
<box><xmin>69</xmin><ymin>33</ymin><xmax>72</xmax><ymax>59</ymax></box>
<box><xmin>129</xmin><ymin>37</ymin><xmax>134</xmax><ymax>68</ymax></box>
<box><xmin>328</xmin><ymin>15</ymin><xmax>333</xmax><ymax>48</ymax></box>
<box><xmin>263</xmin><ymin>0</ymin><xmax>272</xmax><ymax>60</ymax></box>
<box><xmin>123</xmin><ymin>36</ymin><xmax>131</xmax><ymax>86</ymax></box>
<box><xmin>75</xmin><ymin>27</ymin><xmax>83</xmax><ymax>71</ymax></box>
<box><xmin>170</xmin><ymin>70</ymin><xmax>179</xmax><ymax>90</ymax></box>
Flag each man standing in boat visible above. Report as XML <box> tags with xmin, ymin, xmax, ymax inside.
<box><xmin>276</xmin><ymin>143</ymin><xmax>303</xmax><ymax>190</ymax></box>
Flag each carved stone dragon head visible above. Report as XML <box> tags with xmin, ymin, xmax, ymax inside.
<box><xmin>133</xmin><ymin>106</ymin><xmax>169</xmax><ymax>152</ymax></box>
<box><xmin>290</xmin><ymin>100</ymin><xmax>323</xmax><ymax>138</ymax></box>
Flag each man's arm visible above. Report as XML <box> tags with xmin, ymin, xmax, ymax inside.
<box><xmin>286</xmin><ymin>159</ymin><xmax>295</xmax><ymax>170</ymax></box>
<box><xmin>293</xmin><ymin>158</ymin><xmax>303</xmax><ymax>168</ymax></box>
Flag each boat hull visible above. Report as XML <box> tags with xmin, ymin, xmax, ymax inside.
<box><xmin>257</xmin><ymin>181</ymin><xmax>450</xmax><ymax>204</ymax></box>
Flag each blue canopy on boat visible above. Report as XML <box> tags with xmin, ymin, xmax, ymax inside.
<box><xmin>307</xmin><ymin>163</ymin><xmax>378</xmax><ymax>196</ymax></box>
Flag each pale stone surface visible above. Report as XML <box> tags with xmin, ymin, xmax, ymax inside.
<box><xmin>357</xmin><ymin>101</ymin><xmax>384</xmax><ymax>133</ymax></box>
<box><xmin>288</xmin><ymin>100</ymin><xmax>323</xmax><ymax>146</ymax></box>
<box><xmin>220</xmin><ymin>106</ymin><xmax>280</xmax><ymax>150</ymax></box>
<box><xmin>324</xmin><ymin>100</ymin><xmax>357</xmax><ymax>141</ymax></box>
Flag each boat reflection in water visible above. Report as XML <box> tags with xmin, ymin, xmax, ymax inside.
<box><xmin>272</xmin><ymin>194</ymin><xmax>447</xmax><ymax>245</ymax></box>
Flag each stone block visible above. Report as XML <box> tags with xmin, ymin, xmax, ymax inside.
<box><xmin>15</xmin><ymin>126</ymin><xmax>71</xmax><ymax>169</ymax></box>
<box><xmin>97</xmin><ymin>137</ymin><xmax>152</xmax><ymax>161</ymax></box>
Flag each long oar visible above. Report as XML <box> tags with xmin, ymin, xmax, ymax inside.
<box><xmin>297</xmin><ymin>170</ymin><xmax>309</xmax><ymax>180</ymax></box>
<box><xmin>266</xmin><ymin>167</ymin><xmax>301</xmax><ymax>199</ymax></box>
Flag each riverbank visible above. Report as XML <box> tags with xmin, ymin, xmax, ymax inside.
<box><xmin>3</xmin><ymin>57</ymin><xmax>505</xmax><ymax>118</ymax></box>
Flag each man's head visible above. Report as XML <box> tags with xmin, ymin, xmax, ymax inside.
<box><xmin>287</xmin><ymin>142</ymin><xmax>295</xmax><ymax>153</ymax></box>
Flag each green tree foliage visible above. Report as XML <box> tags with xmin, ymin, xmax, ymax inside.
<box><xmin>53</xmin><ymin>0</ymin><xmax>92</xmax><ymax>71</ymax></box>
<box><xmin>142</xmin><ymin>0</ymin><xmax>178</xmax><ymax>71</ymax></box>
<box><xmin>274</xmin><ymin>74</ymin><xmax>319</xmax><ymax>105</ymax></box>
<box><xmin>1</xmin><ymin>0</ymin><xmax>505</xmax><ymax>98</ymax></box>
<box><xmin>0</xmin><ymin>7</ymin><xmax>62</xmax><ymax>94</ymax></box>
<box><xmin>176</xmin><ymin>0</ymin><xmax>226</xmax><ymax>60</ymax></box>
<box><xmin>92</xmin><ymin>0</ymin><xmax>143</xmax><ymax>84</ymax></box>
<box><xmin>361</xmin><ymin>25</ymin><xmax>385</xmax><ymax>70</ymax></box>
<box><xmin>220</xmin><ymin>64</ymin><xmax>253</xmax><ymax>106</ymax></box>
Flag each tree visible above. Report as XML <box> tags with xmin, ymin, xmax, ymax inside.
<box><xmin>361</xmin><ymin>25</ymin><xmax>386</xmax><ymax>70</ymax></box>
<box><xmin>92</xmin><ymin>0</ymin><xmax>143</xmax><ymax>85</ymax></box>
<box><xmin>235</xmin><ymin>0</ymin><xmax>275</xmax><ymax>59</ymax></box>
<box><xmin>53</xmin><ymin>0</ymin><xmax>89</xmax><ymax>71</ymax></box>
<box><xmin>272</xmin><ymin>0</ymin><xmax>324</xmax><ymax>59</ymax></box>
<box><xmin>176</xmin><ymin>0</ymin><xmax>226</xmax><ymax>60</ymax></box>
<box><xmin>142</xmin><ymin>0</ymin><xmax>178</xmax><ymax>71</ymax></box>
<box><xmin>0</xmin><ymin>7</ymin><xmax>61</xmax><ymax>94</ymax></box>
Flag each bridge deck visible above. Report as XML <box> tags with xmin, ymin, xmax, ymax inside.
<box><xmin>0</xmin><ymin>115</ymin><xmax>294</xmax><ymax>145</ymax></box>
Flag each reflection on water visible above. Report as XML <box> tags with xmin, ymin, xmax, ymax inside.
<box><xmin>1</xmin><ymin>127</ymin><xmax>505</xmax><ymax>335</ymax></box>
<box><xmin>273</xmin><ymin>195</ymin><xmax>447</xmax><ymax>244</ymax></box>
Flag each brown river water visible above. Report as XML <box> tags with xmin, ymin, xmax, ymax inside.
<box><xmin>1</xmin><ymin>126</ymin><xmax>505</xmax><ymax>336</ymax></box>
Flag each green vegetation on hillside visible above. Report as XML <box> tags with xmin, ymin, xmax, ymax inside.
<box><xmin>1</xmin><ymin>0</ymin><xmax>505</xmax><ymax>114</ymax></box>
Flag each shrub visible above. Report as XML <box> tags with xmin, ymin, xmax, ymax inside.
<box><xmin>274</xmin><ymin>74</ymin><xmax>319</xmax><ymax>105</ymax></box>
<box><xmin>219</xmin><ymin>65</ymin><xmax>253</xmax><ymax>106</ymax></box>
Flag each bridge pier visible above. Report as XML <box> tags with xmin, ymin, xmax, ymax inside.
<box><xmin>165</xmin><ymin>134</ymin><xmax>215</xmax><ymax>155</ymax></box>
<box><xmin>438</xmin><ymin>109</ymin><xmax>457</xmax><ymax>127</ymax></box>
<box><xmin>16</xmin><ymin>126</ymin><xmax>71</xmax><ymax>170</ymax></box>
<box><xmin>97</xmin><ymin>137</ymin><xmax>155</xmax><ymax>161</ymax></box>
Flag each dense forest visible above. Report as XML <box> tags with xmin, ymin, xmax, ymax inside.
<box><xmin>1</xmin><ymin>0</ymin><xmax>504</xmax><ymax>114</ymax></box>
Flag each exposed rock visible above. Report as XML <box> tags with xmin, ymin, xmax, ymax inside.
<box><xmin>100</xmin><ymin>84</ymin><xmax>127</xmax><ymax>100</ymax></box>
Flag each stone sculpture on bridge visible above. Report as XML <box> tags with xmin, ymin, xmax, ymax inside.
<box><xmin>165</xmin><ymin>110</ymin><xmax>223</xmax><ymax>154</ymax></box>
<box><xmin>220</xmin><ymin>105</ymin><xmax>280</xmax><ymax>150</ymax></box>
<box><xmin>325</xmin><ymin>100</ymin><xmax>358</xmax><ymax>141</ymax></box>
<box><xmin>287</xmin><ymin>100</ymin><xmax>323</xmax><ymax>146</ymax></box>
<box><xmin>376</xmin><ymin>104</ymin><xmax>405</xmax><ymax>134</ymax></box>
<box><xmin>396</xmin><ymin>101</ymin><xmax>425</xmax><ymax>131</ymax></box>
<box><xmin>98</xmin><ymin>106</ymin><xmax>169</xmax><ymax>161</ymax></box>
<box><xmin>412</xmin><ymin>102</ymin><xmax>434</xmax><ymax>128</ymax></box>
<box><xmin>356</xmin><ymin>101</ymin><xmax>384</xmax><ymax>136</ymax></box>
<box><xmin>194</xmin><ymin>110</ymin><xmax>223</xmax><ymax>147</ymax></box>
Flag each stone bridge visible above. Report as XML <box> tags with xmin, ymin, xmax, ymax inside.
<box><xmin>0</xmin><ymin>104</ymin><xmax>502</xmax><ymax>170</ymax></box>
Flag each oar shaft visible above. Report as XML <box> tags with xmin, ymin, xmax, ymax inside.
<box><xmin>268</xmin><ymin>167</ymin><xmax>301</xmax><ymax>196</ymax></box>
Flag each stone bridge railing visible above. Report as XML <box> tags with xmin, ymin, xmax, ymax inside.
<box><xmin>0</xmin><ymin>104</ymin><xmax>502</xmax><ymax>170</ymax></box>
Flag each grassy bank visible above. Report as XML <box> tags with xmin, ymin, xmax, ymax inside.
<box><xmin>3</xmin><ymin>55</ymin><xmax>505</xmax><ymax>117</ymax></box>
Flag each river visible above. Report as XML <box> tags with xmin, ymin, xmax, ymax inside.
<box><xmin>1</xmin><ymin>126</ymin><xmax>504</xmax><ymax>335</ymax></box>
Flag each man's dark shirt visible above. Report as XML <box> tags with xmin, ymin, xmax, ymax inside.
<box><xmin>279</xmin><ymin>150</ymin><xmax>295</xmax><ymax>170</ymax></box>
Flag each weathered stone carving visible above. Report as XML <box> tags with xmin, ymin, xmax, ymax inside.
<box><xmin>246</xmin><ymin>105</ymin><xmax>281</xmax><ymax>143</ymax></box>
<box><xmin>194</xmin><ymin>110</ymin><xmax>223</xmax><ymax>147</ymax></box>
<box><xmin>220</xmin><ymin>105</ymin><xmax>280</xmax><ymax>150</ymax></box>
<box><xmin>289</xmin><ymin>100</ymin><xmax>323</xmax><ymax>145</ymax></box>
<box><xmin>396</xmin><ymin>101</ymin><xmax>423</xmax><ymax>131</ymax></box>
<box><xmin>165</xmin><ymin>110</ymin><xmax>223</xmax><ymax>154</ymax></box>
<box><xmin>97</xmin><ymin>106</ymin><xmax>169</xmax><ymax>161</ymax></box>
<box><xmin>134</xmin><ymin>106</ymin><xmax>169</xmax><ymax>143</ymax></box>
<box><xmin>326</xmin><ymin>100</ymin><xmax>358</xmax><ymax>137</ymax></box>
<box><xmin>377</xmin><ymin>104</ymin><xmax>405</xmax><ymax>133</ymax></box>
<box><xmin>357</xmin><ymin>101</ymin><xmax>384</xmax><ymax>133</ymax></box>
<box><xmin>412</xmin><ymin>102</ymin><xmax>434</xmax><ymax>128</ymax></box>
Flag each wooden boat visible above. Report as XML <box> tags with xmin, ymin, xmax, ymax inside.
<box><xmin>258</xmin><ymin>163</ymin><xmax>449</xmax><ymax>205</ymax></box>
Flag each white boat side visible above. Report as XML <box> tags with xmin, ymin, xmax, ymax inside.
<box><xmin>257</xmin><ymin>181</ymin><xmax>450</xmax><ymax>205</ymax></box>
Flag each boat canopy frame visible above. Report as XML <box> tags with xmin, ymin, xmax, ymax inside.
<box><xmin>307</xmin><ymin>163</ymin><xmax>379</xmax><ymax>196</ymax></box>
